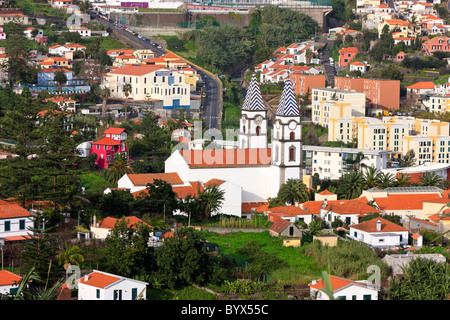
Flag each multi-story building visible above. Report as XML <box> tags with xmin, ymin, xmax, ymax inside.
<box><xmin>89</xmin><ymin>128</ymin><xmax>128</xmax><ymax>169</ymax></box>
<box><xmin>290</xmin><ymin>73</ymin><xmax>326</xmax><ymax>99</ymax></box>
<box><xmin>311</xmin><ymin>87</ymin><xmax>366</xmax><ymax>128</ymax></box>
<box><xmin>0</xmin><ymin>9</ymin><xmax>29</xmax><ymax>26</ymax></box>
<box><xmin>104</xmin><ymin>64</ymin><xmax>191</xmax><ymax>109</ymax></box>
<box><xmin>421</xmin><ymin>94</ymin><xmax>450</xmax><ymax>113</ymax></box>
<box><xmin>338</xmin><ymin>47</ymin><xmax>358</xmax><ymax>68</ymax></box>
<box><xmin>334</xmin><ymin>76</ymin><xmax>400</xmax><ymax>110</ymax></box>
<box><xmin>302</xmin><ymin>145</ymin><xmax>391</xmax><ymax>180</ymax></box>
<box><xmin>422</xmin><ymin>36</ymin><xmax>450</xmax><ymax>56</ymax></box>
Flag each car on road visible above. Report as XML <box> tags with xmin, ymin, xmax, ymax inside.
<box><xmin>202</xmin><ymin>93</ymin><xmax>206</xmax><ymax>98</ymax></box>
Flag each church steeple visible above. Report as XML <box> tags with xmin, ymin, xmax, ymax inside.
<box><xmin>271</xmin><ymin>78</ymin><xmax>302</xmax><ymax>189</ymax></box>
<box><xmin>239</xmin><ymin>74</ymin><xmax>268</xmax><ymax>149</ymax></box>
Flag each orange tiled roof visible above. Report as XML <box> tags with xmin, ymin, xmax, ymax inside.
<box><xmin>95</xmin><ymin>216</ymin><xmax>152</xmax><ymax>230</ymax></box>
<box><xmin>91</xmin><ymin>137</ymin><xmax>121</xmax><ymax>146</ymax></box>
<box><xmin>374</xmin><ymin>193</ymin><xmax>440</xmax><ymax>211</ymax></box>
<box><xmin>0</xmin><ymin>201</ymin><xmax>34</xmax><ymax>219</ymax></box>
<box><xmin>268</xmin><ymin>205</ymin><xmax>312</xmax><ymax>216</ymax></box>
<box><xmin>339</xmin><ymin>46</ymin><xmax>358</xmax><ymax>53</ymax></box>
<box><xmin>350</xmin><ymin>217</ymin><xmax>408</xmax><ymax>233</ymax></box>
<box><xmin>180</xmin><ymin>149</ymin><xmax>272</xmax><ymax>168</ymax></box>
<box><xmin>406</xmin><ymin>81</ymin><xmax>435</xmax><ymax>89</ymax></box>
<box><xmin>127</xmin><ymin>173</ymin><xmax>183</xmax><ymax>186</ymax></box>
<box><xmin>300</xmin><ymin>197</ymin><xmax>370</xmax><ymax>215</ymax></box>
<box><xmin>204</xmin><ymin>178</ymin><xmax>226</xmax><ymax>187</ymax></box>
<box><xmin>309</xmin><ymin>275</ymin><xmax>367</xmax><ymax>291</ymax></box>
<box><xmin>104</xmin><ymin>127</ymin><xmax>127</xmax><ymax>135</ymax></box>
<box><xmin>79</xmin><ymin>271</ymin><xmax>121</xmax><ymax>288</ymax></box>
<box><xmin>108</xmin><ymin>65</ymin><xmax>164</xmax><ymax>76</ymax></box>
<box><xmin>317</xmin><ymin>190</ymin><xmax>334</xmax><ymax>195</ymax></box>
<box><xmin>0</xmin><ymin>270</ymin><xmax>22</xmax><ymax>286</ymax></box>
<box><xmin>269</xmin><ymin>218</ymin><xmax>291</xmax><ymax>234</ymax></box>
<box><xmin>384</xmin><ymin>19</ymin><xmax>410</xmax><ymax>26</ymax></box>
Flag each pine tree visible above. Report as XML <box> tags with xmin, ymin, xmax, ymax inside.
<box><xmin>0</xmin><ymin>87</ymin><xmax>43</xmax><ymax>204</ymax></box>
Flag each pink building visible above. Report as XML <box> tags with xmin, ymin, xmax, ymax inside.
<box><xmin>89</xmin><ymin>128</ymin><xmax>128</xmax><ymax>169</ymax></box>
<box><xmin>338</xmin><ymin>47</ymin><xmax>359</xmax><ymax>68</ymax></box>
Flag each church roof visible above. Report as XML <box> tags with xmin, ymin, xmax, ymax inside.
<box><xmin>242</xmin><ymin>74</ymin><xmax>265</xmax><ymax>111</ymax></box>
<box><xmin>276</xmin><ymin>79</ymin><xmax>300</xmax><ymax>116</ymax></box>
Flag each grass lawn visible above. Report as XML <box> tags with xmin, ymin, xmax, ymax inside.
<box><xmin>203</xmin><ymin>230</ymin><xmax>324</xmax><ymax>285</ymax></box>
<box><xmin>146</xmin><ymin>286</ymin><xmax>216</xmax><ymax>300</ymax></box>
<box><xmin>79</xmin><ymin>36</ymin><xmax>130</xmax><ymax>51</ymax></box>
<box><xmin>17</xmin><ymin>0</ymin><xmax>69</xmax><ymax>18</ymax></box>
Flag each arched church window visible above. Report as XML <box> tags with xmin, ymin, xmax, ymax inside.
<box><xmin>290</xmin><ymin>132</ymin><xmax>295</xmax><ymax>140</ymax></box>
<box><xmin>256</xmin><ymin>126</ymin><xmax>261</xmax><ymax>136</ymax></box>
<box><xmin>243</xmin><ymin>125</ymin><xmax>246</xmax><ymax>133</ymax></box>
<box><xmin>289</xmin><ymin>146</ymin><xmax>296</xmax><ymax>162</ymax></box>
<box><xmin>274</xmin><ymin>145</ymin><xmax>279</xmax><ymax>163</ymax></box>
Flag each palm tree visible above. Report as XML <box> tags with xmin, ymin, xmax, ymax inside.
<box><xmin>376</xmin><ymin>172</ymin><xmax>396</xmax><ymax>189</ymax></box>
<box><xmin>98</xmin><ymin>87</ymin><xmax>111</xmax><ymax>118</ymax></box>
<box><xmin>363</xmin><ymin>166</ymin><xmax>380</xmax><ymax>189</ymax></box>
<box><xmin>122</xmin><ymin>83</ymin><xmax>132</xmax><ymax>121</ymax></box>
<box><xmin>104</xmin><ymin>153</ymin><xmax>133</xmax><ymax>187</ymax></box>
<box><xmin>57</xmin><ymin>243</ymin><xmax>85</xmax><ymax>271</ymax></box>
<box><xmin>338</xmin><ymin>171</ymin><xmax>365</xmax><ymax>199</ymax></box>
<box><xmin>420</xmin><ymin>172</ymin><xmax>444</xmax><ymax>188</ymax></box>
<box><xmin>349</xmin><ymin>152</ymin><xmax>369</xmax><ymax>172</ymax></box>
<box><xmin>197</xmin><ymin>184</ymin><xmax>225</xmax><ymax>220</ymax></box>
<box><xmin>277</xmin><ymin>178</ymin><xmax>310</xmax><ymax>205</ymax></box>
<box><xmin>396</xmin><ymin>172</ymin><xmax>412</xmax><ymax>187</ymax></box>
<box><xmin>14</xmin><ymin>266</ymin><xmax>65</xmax><ymax>300</ymax></box>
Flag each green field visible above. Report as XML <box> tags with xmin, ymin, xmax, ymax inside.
<box><xmin>203</xmin><ymin>230</ymin><xmax>324</xmax><ymax>285</ymax></box>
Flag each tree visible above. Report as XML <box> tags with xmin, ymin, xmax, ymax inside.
<box><xmin>104</xmin><ymin>153</ymin><xmax>133</xmax><ymax>187</ymax></box>
<box><xmin>104</xmin><ymin>217</ymin><xmax>155</xmax><ymax>278</ymax></box>
<box><xmin>122</xmin><ymin>82</ymin><xmax>132</xmax><ymax>121</ymax></box>
<box><xmin>400</xmin><ymin>149</ymin><xmax>416</xmax><ymax>167</ymax></box>
<box><xmin>0</xmin><ymin>88</ymin><xmax>42</xmax><ymax>204</ymax></box>
<box><xmin>57</xmin><ymin>243</ymin><xmax>85</xmax><ymax>270</ymax></box>
<box><xmin>348</xmin><ymin>152</ymin><xmax>369</xmax><ymax>172</ymax></box>
<box><xmin>420</xmin><ymin>172</ymin><xmax>444</xmax><ymax>188</ymax></box>
<box><xmin>196</xmin><ymin>184</ymin><xmax>225</xmax><ymax>220</ymax></box>
<box><xmin>4</xmin><ymin>23</ymin><xmax>32</xmax><ymax>86</ymax></box>
<box><xmin>337</xmin><ymin>171</ymin><xmax>365</xmax><ymax>199</ymax></box>
<box><xmin>13</xmin><ymin>266</ymin><xmax>64</xmax><ymax>301</ymax></box>
<box><xmin>363</xmin><ymin>166</ymin><xmax>380</xmax><ymax>189</ymax></box>
<box><xmin>277</xmin><ymin>178</ymin><xmax>310</xmax><ymax>205</ymax></box>
<box><xmin>98</xmin><ymin>87</ymin><xmax>111</xmax><ymax>118</ymax></box>
<box><xmin>376</xmin><ymin>172</ymin><xmax>396</xmax><ymax>189</ymax></box>
<box><xmin>54</xmin><ymin>70</ymin><xmax>67</xmax><ymax>86</ymax></box>
<box><xmin>388</xmin><ymin>258</ymin><xmax>450</xmax><ymax>300</ymax></box>
<box><xmin>141</xmin><ymin>179</ymin><xmax>179</xmax><ymax>217</ymax></box>
<box><xmin>154</xmin><ymin>227</ymin><xmax>213</xmax><ymax>289</ymax></box>
<box><xmin>99</xmin><ymin>189</ymin><xmax>135</xmax><ymax>218</ymax></box>
<box><xmin>395</xmin><ymin>172</ymin><xmax>412</xmax><ymax>187</ymax></box>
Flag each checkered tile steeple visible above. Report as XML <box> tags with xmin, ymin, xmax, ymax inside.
<box><xmin>242</xmin><ymin>74</ymin><xmax>265</xmax><ymax>111</ymax></box>
<box><xmin>276</xmin><ymin>79</ymin><xmax>300</xmax><ymax>116</ymax></box>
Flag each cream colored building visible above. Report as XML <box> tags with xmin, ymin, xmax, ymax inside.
<box><xmin>311</xmin><ymin>87</ymin><xmax>366</xmax><ymax>129</ymax></box>
<box><xmin>133</xmin><ymin>49</ymin><xmax>155</xmax><ymax>62</ymax></box>
<box><xmin>421</xmin><ymin>94</ymin><xmax>450</xmax><ymax>113</ymax></box>
<box><xmin>104</xmin><ymin>64</ymin><xmax>191</xmax><ymax>108</ymax></box>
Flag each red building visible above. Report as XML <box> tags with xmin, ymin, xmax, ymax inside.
<box><xmin>421</xmin><ymin>36</ymin><xmax>450</xmax><ymax>56</ymax></box>
<box><xmin>338</xmin><ymin>47</ymin><xmax>359</xmax><ymax>68</ymax></box>
<box><xmin>89</xmin><ymin>128</ymin><xmax>128</xmax><ymax>169</ymax></box>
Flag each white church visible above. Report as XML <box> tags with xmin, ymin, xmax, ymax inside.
<box><xmin>163</xmin><ymin>74</ymin><xmax>304</xmax><ymax>217</ymax></box>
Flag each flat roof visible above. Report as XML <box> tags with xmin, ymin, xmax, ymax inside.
<box><xmin>302</xmin><ymin>145</ymin><xmax>392</xmax><ymax>155</ymax></box>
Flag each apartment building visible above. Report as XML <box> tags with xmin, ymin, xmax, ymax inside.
<box><xmin>290</xmin><ymin>73</ymin><xmax>326</xmax><ymax>99</ymax></box>
<box><xmin>421</xmin><ymin>94</ymin><xmax>450</xmax><ymax>113</ymax></box>
<box><xmin>104</xmin><ymin>64</ymin><xmax>191</xmax><ymax>109</ymax></box>
<box><xmin>311</xmin><ymin>87</ymin><xmax>366</xmax><ymax>128</ymax></box>
<box><xmin>334</xmin><ymin>76</ymin><xmax>400</xmax><ymax>110</ymax></box>
<box><xmin>302</xmin><ymin>145</ymin><xmax>390</xmax><ymax>180</ymax></box>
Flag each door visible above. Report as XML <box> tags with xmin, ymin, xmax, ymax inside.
<box><xmin>132</xmin><ymin>288</ymin><xmax>137</xmax><ymax>300</ymax></box>
<box><xmin>114</xmin><ymin>289</ymin><xmax>122</xmax><ymax>300</ymax></box>
<box><xmin>173</xmin><ymin>99</ymin><xmax>180</xmax><ymax>109</ymax></box>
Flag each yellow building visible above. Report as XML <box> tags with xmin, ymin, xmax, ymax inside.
<box><xmin>421</xmin><ymin>94</ymin><xmax>450</xmax><ymax>113</ymax></box>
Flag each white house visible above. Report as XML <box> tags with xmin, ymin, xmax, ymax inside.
<box><xmin>320</xmin><ymin>198</ymin><xmax>382</xmax><ymax>227</ymax></box>
<box><xmin>349</xmin><ymin>61</ymin><xmax>369</xmax><ymax>75</ymax></box>
<box><xmin>0</xmin><ymin>270</ymin><xmax>22</xmax><ymax>295</ymax></box>
<box><xmin>48</xmin><ymin>44</ymin><xmax>70</xmax><ymax>56</ymax></box>
<box><xmin>349</xmin><ymin>217</ymin><xmax>409</xmax><ymax>249</ymax></box>
<box><xmin>78</xmin><ymin>270</ymin><xmax>148</xmax><ymax>300</ymax></box>
<box><xmin>309</xmin><ymin>275</ymin><xmax>379</xmax><ymax>300</ymax></box>
<box><xmin>69</xmin><ymin>26</ymin><xmax>91</xmax><ymax>37</ymax></box>
<box><xmin>0</xmin><ymin>200</ymin><xmax>35</xmax><ymax>241</ymax></box>
<box><xmin>90</xmin><ymin>216</ymin><xmax>153</xmax><ymax>240</ymax></box>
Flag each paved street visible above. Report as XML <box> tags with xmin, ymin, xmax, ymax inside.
<box><xmin>90</xmin><ymin>10</ymin><xmax>222</xmax><ymax>130</ymax></box>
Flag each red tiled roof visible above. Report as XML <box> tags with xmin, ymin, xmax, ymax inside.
<box><xmin>0</xmin><ymin>201</ymin><xmax>34</xmax><ymax>219</ymax></box>
<box><xmin>204</xmin><ymin>178</ymin><xmax>226</xmax><ymax>187</ymax></box>
<box><xmin>241</xmin><ymin>202</ymin><xmax>268</xmax><ymax>213</ymax></box>
<box><xmin>350</xmin><ymin>217</ymin><xmax>408</xmax><ymax>233</ymax></box>
<box><xmin>374</xmin><ymin>193</ymin><xmax>440</xmax><ymax>211</ymax></box>
<box><xmin>108</xmin><ymin>65</ymin><xmax>165</xmax><ymax>76</ymax></box>
<box><xmin>91</xmin><ymin>137</ymin><xmax>121</xmax><ymax>146</ymax></box>
<box><xmin>300</xmin><ymin>197</ymin><xmax>370</xmax><ymax>215</ymax></box>
<box><xmin>79</xmin><ymin>271</ymin><xmax>121</xmax><ymax>288</ymax></box>
<box><xmin>309</xmin><ymin>275</ymin><xmax>367</xmax><ymax>291</ymax></box>
<box><xmin>95</xmin><ymin>216</ymin><xmax>152</xmax><ymax>230</ymax></box>
<box><xmin>406</xmin><ymin>81</ymin><xmax>435</xmax><ymax>90</ymax></box>
<box><xmin>104</xmin><ymin>127</ymin><xmax>127</xmax><ymax>135</ymax></box>
<box><xmin>318</xmin><ymin>190</ymin><xmax>334</xmax><ymax>195</ymax></box>
<box><xmin>268</xmin><ymin>205</ymin><xmax>312</xmax><ymax>216</ymax></box>
<box><xmin>269</xmin><ymin>218</ymin><xmax>291</xmax><ymax>234</ymax></box>
<box><xmin>0</xmin><ymin>270</ymin><xmax>22</xmax><ymax>286</ymax></box>
<box><xmin>127</xmin><ymin>173</ymin><xmax>183</xmax><ymax>186</ymax></box>
<box><xmin>180</xmin><ymin>149</ymin><xmax>272</xmax><ymax>168</ymax></box>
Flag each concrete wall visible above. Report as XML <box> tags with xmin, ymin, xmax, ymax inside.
<box><xmin>202</xmin><ymin>227</ymin><xmax>267</xmax><ymax>234</ymax></box>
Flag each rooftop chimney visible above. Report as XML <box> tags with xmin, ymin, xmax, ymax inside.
<box><xmin>376</xmin><ymin>219</ymin><xmax>382</xmax><ymax>231</ymax></box>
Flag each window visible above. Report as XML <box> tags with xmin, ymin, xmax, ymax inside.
<box><xmin>19</xmin><ymin>219</ymin><xmax>25</xmax><ymax>230</ymax></box>
<box><xmin>256</xmin><ymin>126</ymin><xmax>260</xmax><ymax>136</ymax></box>
<box><xmin>290</xmin><ymin>132</ymin><xmax>295</xmax><ymax>140</ymax></box>
<box><xmin>132</xmin><ymin>288</ymin><xmax>138</xmax><ymax>300</ymax></box>
<box><xmin>5</xmin><ymin>221</ymin><xmax>10</xmax><ymax>231</ymax></box>
<box><xmin>96</xmin><ymin>289</ymin><xmax>100</xmax><ymax>299</ymax></box>
<box><xmin>289</xmin><ymin>146</ymin><xmax>296</xmax><ymax>162</ymax></box>
<box><xmin>113</xmin><ymin>289</ymin><xmax>122</xmax><ymax>300</ymax></box>
<box><xmin>363</xmin><ymin>294</ymin><xmax>371</xmax><ymax>300</ymax></box>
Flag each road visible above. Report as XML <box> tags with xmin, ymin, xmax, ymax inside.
<box><xmin>89</xmin><ymin>10</ymin><xmax>222</xmax><ymax>130</ymax></box>
<box><xmin>321</xmin><ymin>39</ymin><xmax>336</xmax><ymax>87</ymax></box>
